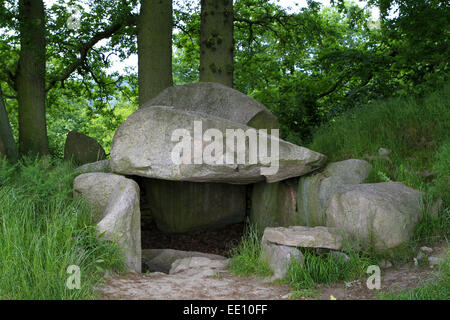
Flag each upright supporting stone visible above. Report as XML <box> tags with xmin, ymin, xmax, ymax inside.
<box><xmin>74</xmin><ymin>173</ymin><xmax>141</xmax><ymax>272</ymax></box>
<box><xmin>297</xmin><ymin>159</ymin><xmax>372</xmax><ymax>226</ymax></box>
<box><xmin>250</xmin><ymin>178</ymin><xmax>298</xmax><ymax>235</ymax></box>
<box><xmin>144</xmin><ymin>178</ymin><xmax>246</xmax><ymax>233</ymax></box>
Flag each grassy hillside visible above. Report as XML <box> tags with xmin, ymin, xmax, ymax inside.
<box><xmin>309</xmin><ymin>85</ymin><xmax>449</xmax><ymax>207</ymax></box>
<box><xmin>309</xmin><ymin>85</ymin><xmax>450</xmax><ymax>245</ymax></box>
<box><xmin>231</xmin><ymin>85</ymin><xmax>450</xmax><ymax>297</ymax></box>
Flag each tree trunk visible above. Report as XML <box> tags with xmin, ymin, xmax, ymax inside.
<box><xmin>16</xmin><ymin>0</ymin><xmax>49</xmax><ymax>156</ymax></box>
<box><xmin>0</xmin><ymin>94</ymin><xmax>18</xmax><ymax>161</ymax></box>
<box><xmin>138</xmin><ymin>0</ymin><xmax>173</xmax><ymax>106</ymax></box>
<box><xmin>200</xmin><ymin>0</ymin><xmax>234</xmax><ymax>87</ymax></box>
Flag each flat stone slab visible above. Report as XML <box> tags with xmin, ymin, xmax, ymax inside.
<box><xmin>262</xmin><ymin>226</ymin><xmax>344</xmax><ymax>250</ymax></box>
<box><xmin>142</xmin><ymin>249</ymin><xmax>227</xmax><ymax>274</ymax></box>
<box><xmin>169</xmin><ymin>257</ymin><xmax>230</xmax><ymax>276</ymax></box>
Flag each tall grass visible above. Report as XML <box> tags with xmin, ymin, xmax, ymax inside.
<box><xmin>310</xmin><ymin>85</ymin><xmax>450</xmax><ymax>174</ymax></box>
<box><xmin>0</xmin><ymin>157</ymin><xmax>125</xmax><ymax>299</ymax></box>
<box><xmin>286</xmin><ymin>249</ymin><xmax>373</xmax><ymax>291</ymax></box>
<box><xmin>229</xmin><ymin>223</ymin><xmax>272</xmax><ymax>277</ymax></box>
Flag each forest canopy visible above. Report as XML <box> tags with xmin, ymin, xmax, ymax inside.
<box><xmin>0</xmin><ymin>0</ymin><xmax>448</xmax><ymax>157</ymax></box>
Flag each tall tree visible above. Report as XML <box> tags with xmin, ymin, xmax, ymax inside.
<box><xmin>0</xmin><ymin>92</ymin><xmax>18</xmax><ymax>161</ymax></box>
<box><xmin>1</xmin><ymin>0</ymin><xmax>139</xmax><ymax>158</ymax></box>
<box><xmin>199</xmin><ymin>0</ymin><xmax>234</xmax><ymax>87</ymax></box>
<box><xmin>138</xmin><ymin>0</ymin><xmax>173</xmax><ymax>105</ymax></box>
<box><xmin>16</xmin><ymin>0</ymin><xmax>48</xmax><ymax>155</ymax></box>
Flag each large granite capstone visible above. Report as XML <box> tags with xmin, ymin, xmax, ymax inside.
<box><xmin>142</xmin><ymin>82</ymin><xmax>280</xmax><ymax>130</ymax></box>
<box><xmin>110</xmin><ymin>106</ymin><xmax>326</xmax><ymax>184</ymax></box>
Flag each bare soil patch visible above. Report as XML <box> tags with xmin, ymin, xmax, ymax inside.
<box><xmin>141</xmin><ymin>222</ymin><xmax>244</xmax><ymax>257</ymax></box>
<box><xmin>98</xmin><ymin>239</ymin><xmax>448</xmax><ymax>300</ymax></box>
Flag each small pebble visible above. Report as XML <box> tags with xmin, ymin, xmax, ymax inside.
<box><xmin>420</xmin><ymin>246</ymin><xmax>433</xmax><ymax>254</ymax></box>
<box><xmin>415</xmin><ymin>252</ymin><xmax>425</xmax><ymax>261</ymax></box>
<box><xmin>104</xmin><ymin>270</ymin><xmax>115</xmax><ymax>278</ymax></box>
<box><xmin>331</xmin><ymin>251</ymin><xmax>350</xmax><ymax>261</ymax></box>
<box><xmin>378</xmin><ymin>148</ymin><xmax>391</xmax><ymax>156</ymax></box>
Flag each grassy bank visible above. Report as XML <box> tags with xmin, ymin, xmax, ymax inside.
<box><xmin>309</xmin><ymin>84</ymin><xmax>449</xmax><ymax>247</ymax></box>
<box><xmin>230</xmin><ymin>85</ymin><xmax>450</xmax><ymax>297</ymax></box>
<box><xmin>309</xmin><ymin>85</ymin><xmax>449</xmax><ymax>206</ymax></box>
<box><xmin>0</xmin><ymin>157</ymin><xmax>125</xmax><ymax>299</ymax></box>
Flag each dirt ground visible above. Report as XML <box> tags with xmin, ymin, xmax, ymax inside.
<box><xmin>316</xmin><ymin>263</ymin><xmax>440</xmax><ymax>300</ymax></box>
<box><xmin>98</xmin><ymin>272</ymin><xmax>292</xmax><ymax>300</ymax></box>
<box><xmin>316</xmin><ymin>241</ymin><xmax>448</xmax><ymax>300</ymax></box>
<box><xmin>97</xmin><ymin>242</ymin><xmax>448</xmax><ymax>300</ymax></box>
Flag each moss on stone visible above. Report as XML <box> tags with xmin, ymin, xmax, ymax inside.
<box><xmin>250</xmin><ymin>178</ymin><xmax>299</xmax><ymax>234</ymax></box>
<box><xmin>144</xmin><ymin>178</ymin><xmax>246</xmax><ymax>234</ymax></box>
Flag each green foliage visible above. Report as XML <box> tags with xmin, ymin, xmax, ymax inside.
<box><xmin>46</xmin><ymin>91</ymin><xmax>138</xmax><ymax>158</ymax></box>
<box><xmin>171</xmin><ymin>0</ymin><xmax>449</xmax><ymax>143</ymax></box>
<box><xmin>173</xmin><ymin>0</ymin><xmax>200</xmax><ymax>85</ymax></box>
<box><xmin>0</xmin><ymin>157</ymin><xmax>126</xmax><ymax>299</ymax></box>
<box><xmin>0</xmin><ymin>158</ymin><xmax>17</xmax><ymax>186</ymax></box>
<box><xmin>286</xmin><ymin>249</ymin><xmax>372</xmax><ymax>290</ymax></box>
<box><xmin>1</xmin><ymin>0</ymin><xmax>139</xmax><ymax>158</ymax></box>
<box><xmin>430</xmin><ymin>141</ymin><xmax>450</xmax><ymax>205</ymax></box>
<box><xmin>229</xmin><ymin>223</ymin><xmax>272</xmax><ymax>277</ymax></box>
<box><xmin>413</xmin><ymin>203</ymin><xmax>449</xmax><ymax>247</ymax></box>
<box><xmin>2</xmin><ymin>0</ymin><xmax>448</xmax><ymax>151</ymax></box>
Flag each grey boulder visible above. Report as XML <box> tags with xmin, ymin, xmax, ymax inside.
<box><xmin>326</xmin><ymin>182</ymin><xmax>423</xmax><ymax>251</ymax></box>
<box><xmin>74</xmin><ymin>173</ymin><xmax>141</xmax><ymax>272</ymax></box>
<box><xmin>169</xmin><ymin>257</ymin><xmax>229</xmax><ymax>277</ymax></box>
<box><xmin>75</xmin><ymin>159</ymin><xmax>111</xmax><ymax>175</ymax></box>
<box><xmin>261</xmin><ymin>241</ymin><xmax>303</xmax><ymax>280</ymax></box>
<box><xmin>297</xmin><ymin>159</ymin><xmax>372</xmax><ymax>226</ymax></box>
<box><xmin>250</xmin><ymin>178</ymin><xmax>299</xmax><ymax>235</ymax></box>
<box><xmin>142</xmin><ymin>249</ymin><xmax>227</xmax><ymax>274</ymax></box>
<box><xmin>143</xmin><ymin>82</ymin><xmax>279</xmax><ymax>130</ymax></box>
<box><xmin>64</xmin><ymin>130</ymin><xmax>106</xmax><ymax>165</ymax></box>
